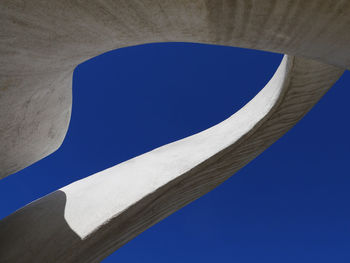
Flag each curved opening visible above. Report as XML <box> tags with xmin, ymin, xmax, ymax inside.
<box><xmin>1</xmin><ymin>42</ymin><xmax>348</xmax><ymax>263</ymax></box>
<box><xmin>0</xmin><ymin>42</ymin><xmax>283</xmax><ymax>261</ymax></box>
<box><xmin>0</xmin><ymin>1</ymin><xmax>346</xmax><ymax>260</ymax></box>
<box><xmin>60</xmin><ymin>44</ymin><xmax>287</xmax><ymax>241</ymax></box>
<box><xmin>68</xmin><ymin>42</ymin><xmax>283</xmax><ymax>179</ymax></box>
<box><xmin>0</xmin><ymin>43</ymin><xmax>282</xmax><ymax>218</ymax></box>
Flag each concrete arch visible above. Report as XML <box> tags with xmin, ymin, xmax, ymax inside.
<box><xmin>0</xmin><ymin>55</ymin><xmax>344</xmax><ymax>262</ymax></box>
<box><xmin>0</xmin><ymin>1</ymin><xmax>348</xmax><ymax>262</ymax></box>
<box><xmin>1</xmin><ymin>0</ymin><xmax>350</xmax><ymax>178</ymax></box>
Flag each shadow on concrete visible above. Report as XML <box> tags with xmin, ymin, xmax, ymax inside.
<box><xmin>0</xmin><ymin>190</ymin><xmax>81</xmax><ymax>262</ymax></box>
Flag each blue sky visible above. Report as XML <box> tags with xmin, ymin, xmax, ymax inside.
<box><xmin>1</xmin><ymin>43</ymin><xmax>349</xmax><ymax>262</ymax></box>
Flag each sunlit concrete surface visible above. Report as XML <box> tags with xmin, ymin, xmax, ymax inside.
<box><xmin>0</xmin><ymin>1</ymin><xmax>348</xmax><ymax>262</ymax></box>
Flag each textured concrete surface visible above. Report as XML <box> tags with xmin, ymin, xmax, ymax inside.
<box><xmin>0</xmin><ymin>56</ymin><xmax>344</xmax><ymax>262</ymax></box>
<box><xmin>1</xmin><ymin>0</ymin><xmax>350</xmax><ymax>178</ymax></box>
<box><xmin>0</xmin><ymin>1</ymin><xmax>348</xmax><ymax>262</ymax></box>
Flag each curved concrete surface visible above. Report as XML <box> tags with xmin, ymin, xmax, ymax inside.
<box><xmin>0</xmin><ymin>1</ymin><xmax>348</xmax><ymax>262</ymax></box>
<box><xmin>1</xmin><ymin>0</ymin><xmax>350</xmax><ymax>178</ymax></box>
<box><xmin>0</xmin><ymin>56</ymin><xmax>344</xmax><ymax>262</ymax></box>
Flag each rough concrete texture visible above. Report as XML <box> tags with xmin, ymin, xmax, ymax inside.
<box><xmin>1</xmin><ymin>0</ymin><xmax>350</xmax><ymax>178</ymax></box>
<box><xmin>0</xmin><ymin>1</ymin><xmax>348</xmax><ymax>262</ymax></box>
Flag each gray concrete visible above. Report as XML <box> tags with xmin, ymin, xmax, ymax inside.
<box><xmin>0</xmin><ymin>1</ymin><xmax>348</xmax><ymax>262</ymax></box>
<box><xmin>1</xmin><ymin>0</ymin><xmax>350</xmax><ymax>178</ymax></box>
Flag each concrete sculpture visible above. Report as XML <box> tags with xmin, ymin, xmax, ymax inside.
<box><xmin>0</xmin><ymin>1</ymin><xmax>349</xmax><ymax>262</ymax></box>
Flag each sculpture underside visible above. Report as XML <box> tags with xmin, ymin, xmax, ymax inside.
<box><xmin>0</xmin><ymin>1</ymin><xmax>348</xmax><ymax>262</ymax></box>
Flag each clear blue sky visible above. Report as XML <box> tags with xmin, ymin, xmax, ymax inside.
<box><xmin>1</xmin><ymin>43</ymin><xmax>349</xmax><ymax>262</ymax></box>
